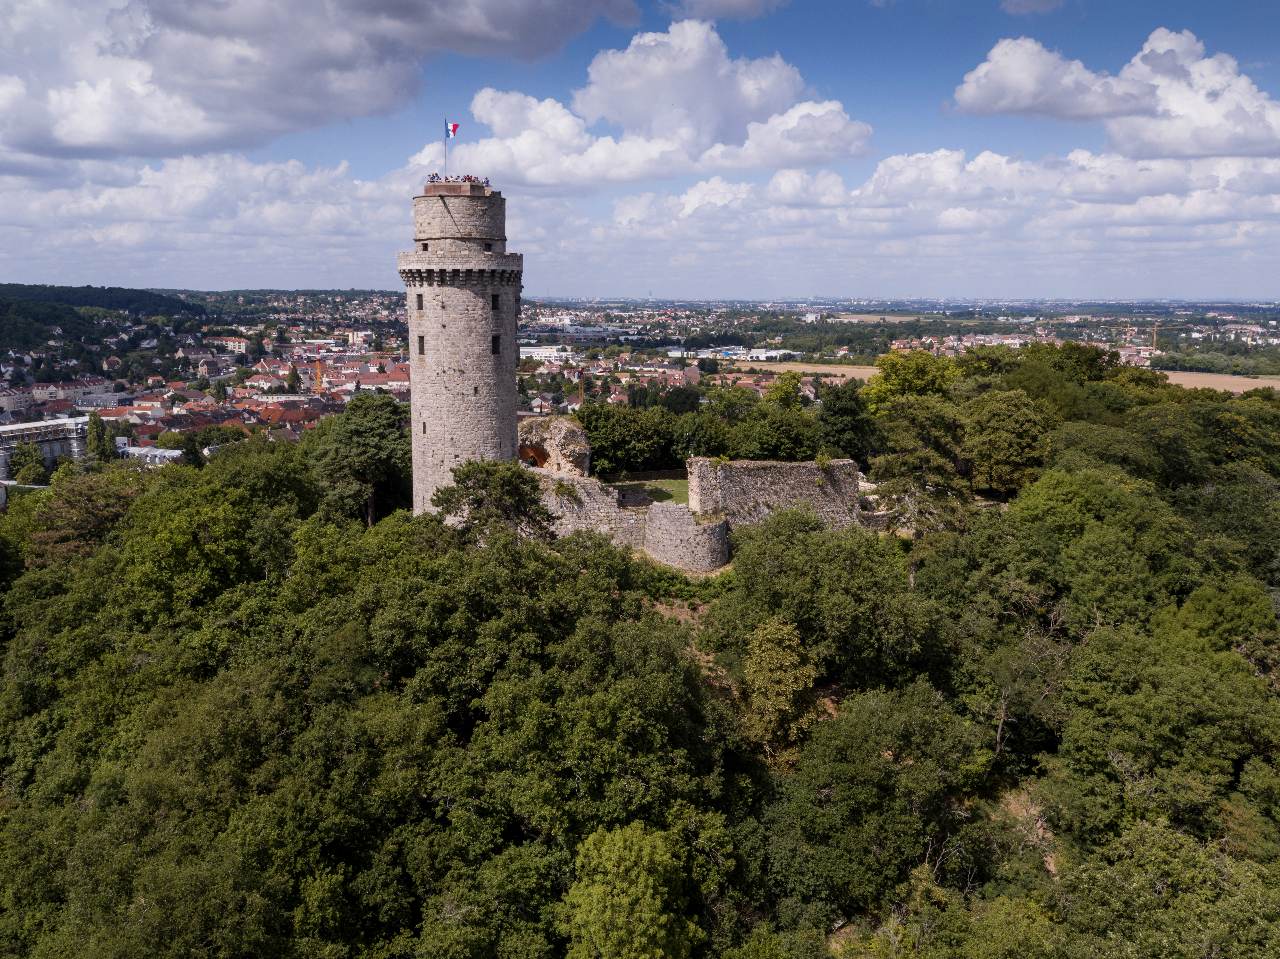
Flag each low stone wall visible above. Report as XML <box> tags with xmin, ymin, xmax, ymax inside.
<box><xmin>642</xmin><ymin>502</ymin><xmax>730</xmax><ymax>573</ymax></box>
<box><xmin>687</xmin><ymin>457</ymin><xmax>862</xmax><ymax>528</ymax></box>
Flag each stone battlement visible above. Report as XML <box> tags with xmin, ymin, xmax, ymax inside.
<box><xmin>421</xmin><ymin>181</ymin><xmax>497</xmax><ymax>198</ymax></box>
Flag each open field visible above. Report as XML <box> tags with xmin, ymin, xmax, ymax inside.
<box><xmin>1162</xmin><ymin>370</ymin><xmax>1280</xmax><ymax>393</ymax></box>
<box><xmin>733</xmin><ymin>362</ymin><xmax>1280</xmax><ymax>394</ymax></box>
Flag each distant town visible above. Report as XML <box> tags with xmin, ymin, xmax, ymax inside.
<box><xmin>1</xmin><ymin>283</ymin><xmax>1278</xmax><ymax>470</ymax></box>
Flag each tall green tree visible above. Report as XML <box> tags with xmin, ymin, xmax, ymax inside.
<box><xmin>766</xmin><ymin>682</ymin><xmax>990</xmax><ymax>925</ymax></box>
<box><xmin>862</xmin><ymin>351</ymin><xmax>961</xmax><ymax>411</ymax></box>
<box><xmin>85</xmin><ymin>411</ymin><xmax>116</xmax><ymax>462</ymax></box>
<box><xmin>561</xmin><ymin>823</ymin><xmax>698</xmax><ymax>959</ymax></box>
<box><xmin>869</xmin><ymin>394</ymin><xmax>968</xmax><ymax>532</ymax></box>
<box><xmin>574</xmin><ymin>404</ymin><xmax>677</xmax><ymax>475</ymax></box>
<box><xmin>961</xmin><ymin>389</ymin><xmax>1048</xmax><ymax>497</ymax></box>
<box><xmin>303</xmin><ymin>393</ymin><xmax>410</xmax><ymax>525</ymax></box>
<box><xmin>740</xmin><ymin>619</ymin><xmax>817</xmax><ymax>760</ymax></box>
<box><xmin>816</xmin><ymin>378</ymin><xmax>878</xmax><ymax>463</ymax></box>
<box><xmin>1052</xmin><ymin>821</ymin><xmax>1280</xmax><ymax>959</ymax></box>
<box><xmin>432</xmin><ymin>460</ymin><xmax>555</xmax><ymax>541</ymax></box>
<box><xmin>763</xmin><ymin>371</ymin><xmax>805</xmax><ymax>410</ymax></box>
<box><xmin>1040</xmin><ymin>624</ymin><xmax>1280</xmax><ymax>844</ymax></box>
<box><xmin>8</xmin><ymin>441</ymin><xmax>47</xmax><ymax>485</ymax></box>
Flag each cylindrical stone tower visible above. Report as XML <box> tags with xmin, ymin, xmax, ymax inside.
<box><xmin>397</xmin><ymin>181</ymin><xmax>523</xmax><ymax>512</ymax></box>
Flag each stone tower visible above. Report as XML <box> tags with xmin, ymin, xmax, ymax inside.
<box><xmin>397</xmin><ymin>181</ymin><xmax>523</xmax><ymax>512</ymax></box>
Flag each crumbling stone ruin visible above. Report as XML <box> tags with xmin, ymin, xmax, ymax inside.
<box><xmin>526</xmin><ymin>430</ymin><xmax>882</xmax><ymax>572</ymax></box>
<box><xmin>518</xmin><ymin>416</ymin><xmax>591</xmax><ymax>476</ymax></box>
<box><xmin>397</xmin><ymin>183</ymin><xmax>883</xmax><ymax>572</ymax></box>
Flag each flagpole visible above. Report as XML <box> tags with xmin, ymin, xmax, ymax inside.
<box><xmin>443</xmin><ymin>117</ymin><xmax>448</xmax><ymax>177</ymax></box>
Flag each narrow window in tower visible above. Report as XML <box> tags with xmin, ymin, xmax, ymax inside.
<box><xmin>491</xmin><ymin>293</ymin><xmax>500</xmax><ymax>310</ymax></box>
<box><xmin>421</xmin><ymin>242</ymin><xmax>428</xmax><ymax>251</ymax></box>
<box><xmin>415</xmin><ymin>293</ymin><xmax>423</xmax><ymax>310</ymax></box>
<box><xmin>484</xmin><ymin>242</ymin><xmax>493</xmax><ymax>252</ymax></box>
<box><xmin>491</xmin><ymin>334</ymin><xmax>500</xmax><ymax>355</ymax></box>
<box><xmin>422</xmin><ymin>422</ymin><xmax>426</xmax><ymax>435</ymax></box>
<box><xmin>417</xmin><ymin>335</ymin><xmax>424</xmax><ymax>356</ymax></box>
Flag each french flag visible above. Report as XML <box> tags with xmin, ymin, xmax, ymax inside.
<box><xmin>445</xmin><ymin>121</ymin><xmax>459</xmax><ymax>139</ymax></box>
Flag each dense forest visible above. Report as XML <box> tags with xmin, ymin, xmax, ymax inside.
<box><xmin>0</xmin><ymin>299</ymin><xmax>99</xmax><ymax>352</ymax></box>
<box><xmin>1</xmin><ymin>345</ymin><xmax>1279</xmax><ymax>957</ymax></box>
<box><xmin>0</xmin><ymin>284</ymin><xmax>204</xmax><ymax>317</ymax></box>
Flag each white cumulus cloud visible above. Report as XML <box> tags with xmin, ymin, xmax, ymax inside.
<box><xmin>0</xmin><ymin>0</ymin><xmax>637</xmax><ymax>159</ymax></box>
<box><xmin>1109</xmin><ymin>29</ymin><xmax>1280</xmax><ymax>158</ymax></box>
<box><xmin>5</xmin><ymin>14</ymin><xmax>1280</xmax><ymax>299</ymax></box>
<box><xmin>7</xmin><ymin>144</ymin><xmax>1280</xmax><ymax>297</ymax></box>
<box><xmin>410</xmin><ymin>21</ymin><xmax>870</xmax><ymax>187</ymax></box>
<box><xmin>957</xmin><ymin>29</ymin><xmax>1280</xmax><ymax>158</ymax></box>
<box><xmin>570</xmin><ymin>20</ymin><xmax>803</xmax><ymax>151</ymax></box>
<box><xmin>955</xmin><ymin>37</ymin><xmax>1157</xmax><ymax>119</ymax></box>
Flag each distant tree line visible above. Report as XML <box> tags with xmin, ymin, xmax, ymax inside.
<box><xmin>1153</xmin><ymin>344</ymin><xmax>1280</xmax><ymax>376</ymax></box>
<box><xmin>0</xmin><ymin>283</ymin><xmax>204</xmax><ymax>316</ymax></box>
<box><xmin>0</xmin><ymin>299</ymin><xmax>98</xmax><ymax>352</ymax></box>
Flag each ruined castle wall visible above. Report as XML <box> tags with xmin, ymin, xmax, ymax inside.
<box><xmin>533</xmin><ymin>469</ymin><xmax>647</xmax><ymax>548</ymax></box>
<box><xmin>518</xmin><ymin>416</ymin><xmax>591</xmax><ymax>476</ymax></box>
<box><xmin>687</xmin><ymin>457</ymin><xmax>862</xmax><ymax>528</ymax></box>
<box><xmin>642</xmin><ymin>502</ymin><xmax>730</xmax><ymax>573</ymax></box>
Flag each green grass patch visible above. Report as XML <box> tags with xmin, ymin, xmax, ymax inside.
<box><xmin>610</xmin><ymin>478</ymin><xmax>689</xmax><ymax>505</ymax></box>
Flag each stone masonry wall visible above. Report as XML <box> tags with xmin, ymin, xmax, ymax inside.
<box><xmin>642</xmin><ymin>502</ymin><xmax>730</xmax><ymax>573</ymax></box>
<box><xmin>534</xmin><ymin>469</ymin><xmax>647</xmax><ymax>548</ymax></box>
<box><xmin>687</xmin><ymin>457</ymin><xmax>862</xmax><ymax>529</ymax></box>
<box><xmin>518</xmin><ymin>416</ymin><xmax>591</xmax><ymax>476</ymax></box>
<box><xmin>412</xmin><ymin>187</ymin><xmax>508</xmax><ymax>254</ymax></box>
<box><xmin>534</xmin><ymin>459</ymin><xmax>869</xmax><ymax>573</ymax></box>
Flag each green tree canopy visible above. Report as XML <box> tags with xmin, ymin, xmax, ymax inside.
<box><xmin>862</xmin><ymin>351</ymin><xmax>961</xmax><ymax>411</ymax></box>
<box><xmin>561</xmin><ymin>823</ymin><xmax>698</xmax><ymax>959</ymax></box>
<box><xmin>302</xmin><ymin>393</ymin><xmax>410</xmax><ymax>525</ymax></box>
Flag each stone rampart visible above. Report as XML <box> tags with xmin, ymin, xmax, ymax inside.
<box><xmin>534</xmin><ymin>469</ymin><xmax>646</xmax><ymax>548</ymax></box>
<box><xmin>642</xmin><ymin>502</ymin><xmax>729</xmax><ymax>573</ymax></box>
<box><xmin>687</xmin><ymin>457</ymin><xmax>862</xmax><ymax>528</ymax></box>
<box><xmin>533</xmin><ymin>458</ymin><xmax>873</xmax><ymax>572</ymax></box>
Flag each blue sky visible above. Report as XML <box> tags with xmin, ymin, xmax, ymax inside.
<box><xmin>253</xmin><ymin>0</ymin><xmax>1278</xmax><ymax>177</ymax></box>
<box><xmin>3</xmin><ymin>0</ymin><xmax>1280</xmax><ymax>298</ymax></box>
